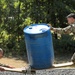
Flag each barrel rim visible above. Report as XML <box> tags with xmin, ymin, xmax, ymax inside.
<box><xmin>23</xmin><ymin>23</ymin><xmax>50</xmax><ymax>34</ymax></box>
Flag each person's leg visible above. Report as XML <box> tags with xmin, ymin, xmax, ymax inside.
<box><xmin>71</xmin><ymin>53</ymin><xmax>75</xmax><ymax>64</ymax></box>
<box><xmin>0</xmin><ymin>48</ymin><xmax>3</xmax><ymax>58</ymax></box>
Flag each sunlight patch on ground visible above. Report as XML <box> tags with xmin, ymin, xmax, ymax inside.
<box><xmin>0</xmin><ymin>57</ymin><xmax>28</xmax><ymax>68</ymax></box>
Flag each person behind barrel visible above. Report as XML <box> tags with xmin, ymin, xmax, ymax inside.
<box><xmin>49</xmin><ymin>13</ymin><xmax>75</xmax><ymax>63</ymax></box>
<box><xmin>0</xmin><ymin>48</ymin><xmax>5</xmax><ymax>71</ymax></box>
<box><xmin>0</xmin><ymin>48</ymin><xmax>15</xmax><ymax>71</ymax></box>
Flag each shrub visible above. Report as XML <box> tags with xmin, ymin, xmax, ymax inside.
<box><xmin>53</xmin><ymin>34</ymin><xmax>75</xmax><ymax>55</ymax></box>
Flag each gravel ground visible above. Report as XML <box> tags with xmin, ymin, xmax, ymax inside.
<box><xmin>0</xmin><ymin>71</ymin><xmax>25</xmax><ymax>75</ymax></box>
<box><xmin>36</xmin><ymin>69</ymin><xmax>75</xmax><ymax>75</ymax></box>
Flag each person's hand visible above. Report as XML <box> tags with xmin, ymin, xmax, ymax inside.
<box><xmin>47</xmin><ymin>24</ymin><xmax>54</xmax><ymax>30</ymax></box>
<box><xmin>47</xmin><ymin>24</ymin><xmax>57</xmax><ymax>32</ymax></box>
<box><xmin>0</xmin><ymin>48</ymin><xmax>3</xmax><ymax>59</ymax></box>
<box><xmin>47</xmin><ymin>24</ymin><xmax>52</xmax><ymax>27</ymax></box>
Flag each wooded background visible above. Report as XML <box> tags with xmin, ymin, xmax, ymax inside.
<box><xmin>0</xmin><ymin>0</ymin><xmax>75</xmax><ymax>56</ymax></box>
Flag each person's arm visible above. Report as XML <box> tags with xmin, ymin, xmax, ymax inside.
<box><xmin>50</xmin><ymin>24</ymin><xmax>73</xmax><ymax>34</ymax></box>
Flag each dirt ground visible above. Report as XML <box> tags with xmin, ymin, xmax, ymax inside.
<box><xmin>0</xmin><ymin>54</ymin><xmax>73</xmax><ymax>68</ymax></box>
<box><xmin>0</xmin><ymin>56</ymin><xmax>28</xmax><ymax>68</ymax></box>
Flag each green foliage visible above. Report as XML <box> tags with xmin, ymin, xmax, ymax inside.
<box><xmin>23</xmin><ymin>17</ymin><xmax>33</xmax><ymax>26</ymax></box>
<box><xmin>0</xmin><ymin>0</ymin><xmax>75</xmax><ymax>56</ymax></box>
<box><xmin>53</xmin><ymin>34</ymin><xmax>75</xmax><ymax>54</ymax></box>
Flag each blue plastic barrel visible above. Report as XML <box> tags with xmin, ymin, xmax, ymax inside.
<box><xmin>23</xmin><ymin>24</ymin><xmax>54</xmax><ymax>69</ymax></box>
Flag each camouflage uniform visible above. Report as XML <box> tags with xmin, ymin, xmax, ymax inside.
<box><xmin>52</xmin><ymin>23</ymin><xmax>75</xmax><ymax>63</ymax></box>
<box><xmin>52</xmin><ymin>23</ymin><xmax>75</xmax><ymax>34</ymax></box>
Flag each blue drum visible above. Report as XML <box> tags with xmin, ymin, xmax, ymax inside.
<box><xmin>23</xmin><ymin>24</ymin><xmax>54</xmax><ymax>69</ymax></box>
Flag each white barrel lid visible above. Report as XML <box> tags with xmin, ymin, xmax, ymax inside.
<box><xmin>23</xmin><ymin>24</ymin><xmax>50</xmax><ymax>34</ymax></box>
